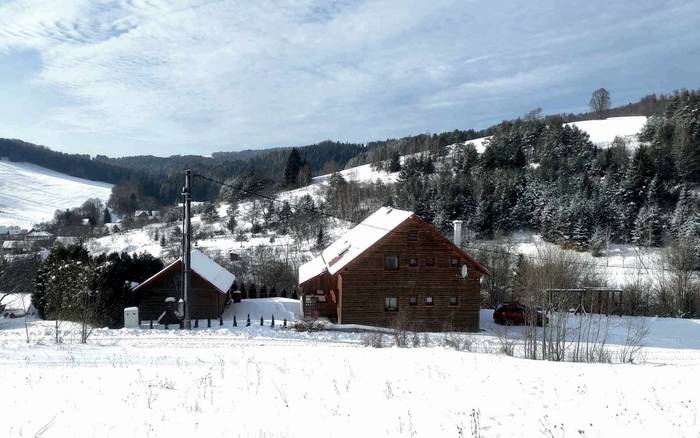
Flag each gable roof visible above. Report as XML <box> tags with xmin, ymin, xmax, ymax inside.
<box><xmin>298</xmin><ymin>206</ymin><xmax>488</xmax><ymax>284</ymax></box>
<box><xmin>134</xmin><ymin>249</ymin><xmax>235</xmax><ymax>294</ymax></box>
<box><xmin>323</xmin><ymin>206</ymin><xmax>413</xmax><ymax>275</ymax></box>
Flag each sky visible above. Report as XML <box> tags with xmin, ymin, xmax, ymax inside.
<box><xmin>0</xmin><ymin>0</ymin><xmax>699</xmax><ymax>157</ymax></box>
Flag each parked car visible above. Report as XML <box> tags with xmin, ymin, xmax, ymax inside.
<box><xmin>493</xmin><ymin>303</ymin><xmax>548</xmax><ymax>326</ymax></box>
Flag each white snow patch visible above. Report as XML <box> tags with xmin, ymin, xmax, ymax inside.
<box><xmin>0</xmin><ymin>159</ymin><xmax>113</xmax><ymax>227</ymax></box>
<box><xmin>567</xmin><ymin>116</ymin><xmax>648</xmax><ymax>148</ymax></box>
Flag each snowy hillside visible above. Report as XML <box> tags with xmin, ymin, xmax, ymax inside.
<box><xmin>0</xmin><ymin>159</ymin><xmax>113</xmax><ymax>227</ymax></box>
<box><xmin>567</xmin><ymin>116</ymin><xmax>648</xmax><ymax>147</ymax></box>
<box><xmin>453</xmin><ymin>116</ymin><xmax>648</xmax><ymax>153</ymax></box>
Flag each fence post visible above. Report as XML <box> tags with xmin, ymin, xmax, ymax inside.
<box><xmin>271</xmin><ymin>315</ymin><xmax>275</xmax><ymax>327</ymax></box>
<box><xmin>233</xmin><ymin>315</ymin><xmax>237</xmax><ymax>327</ymax></box>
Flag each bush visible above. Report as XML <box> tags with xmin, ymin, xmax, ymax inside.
<box><xmin>292</xmin><ymin>318</ymin><xmax>324</xmax><ymax>332</ymax></box>
<box><xmin>362</xmin><ymin>332</ymin><xmax>385</xmax><ymax>348</ymax></box>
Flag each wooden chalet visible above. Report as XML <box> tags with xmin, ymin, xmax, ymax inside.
<box><xmin>133</xmin><ymin>249</ymin><xmax>235</xmax><ymax>321</ymax></box>
<box><xmin>298</xmin><ymin>207</ymin><xmax>488</xmax><ymax>332</ymax></box>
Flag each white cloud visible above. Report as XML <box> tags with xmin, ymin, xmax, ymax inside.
<box><xmin>0</xmin><ymin>0</ymin><xmax>698</xmax><ymax>155</ymax></box>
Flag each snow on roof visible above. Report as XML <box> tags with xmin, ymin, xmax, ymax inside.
<box><xmin>190</xmin><ymin>249</ymin><xmax>235</xmax><ymax>293</ymax></box>
<box><xmin>323</xmin><ymin>207</ymin><xmax>413</xmax><ymax>275</ymax></box>
<box><xmin>297</xmin><ymin>207</ymin><xmax>414</xmax><ymax>283</ymax></box>
<box><xmin>299</xmin><ymin>255</ymin><xmax>327</xmax><ymax>284</ymax></box>
<box><xmin>27</xmin><ymin>230</ymin><xmax>53</xmax><ymax>237</ymax></box>
<box><xmin>134</xmin><ymin>249</ymin><xmax>235</xmax><ymax>294</ymax></box>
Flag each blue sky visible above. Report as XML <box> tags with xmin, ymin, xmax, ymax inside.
<box><xmin>0</xmin><ymin>0</ymin><xmax>699</xmax><ymax>157</ymax></box>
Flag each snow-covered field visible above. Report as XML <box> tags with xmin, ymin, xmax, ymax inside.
<box><xmin>0</xmin><ymin>159</ymin><xmax>113</xmax><ymax>227</ymax></box>
<box><xmin>567</xmin><ymin>116</ymin><xmax>648</xmax><ymax>148</ymax></box>
<box><xmin>1</xmin><ymin>298</ymin><xmax>700</xmax><ymax>437</ymax></box>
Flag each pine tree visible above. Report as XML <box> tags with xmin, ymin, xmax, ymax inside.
<box><xmin>316</xmin><ymin>225</ymin><xmax>327</xmax><ymax>248</ymax></box>
<box><xmin>632</xmin><ymin>204</ymin><xmax>663</xmax><ymax>247</ymax></box>
<box><xmin>103</xmin><ymin>208</ymin><xmax>112</xmax><ymax>224</ymax></box>
<box><xmin>389</xmin><ymin>150</ymin><xmax>401</xmax><ymax>173</ymax></box>
<box><xmin>280</xmin><ymin>288</ymin><xmax>288</xmax><ymax>298</ymax></box>
<box><xmin>260</xmin><ymin>285</ymin><xmax>268</xmax><ymax>299</ymax></box>
<box><xmin>269</xmin><ymin>286</ymin><xmax>277</xmax><ymax>297</ymax></box>
<box><xmin>248</xmin><ymin>283</ymin><xmax>257</xmax><ymax>299</ymax></box>
<box><xmin>284</xmin><ymin>148</ymin><xmax>303</xmax><ymax>186</ymax></box>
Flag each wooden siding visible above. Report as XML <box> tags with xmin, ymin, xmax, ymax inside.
<box><xmin>299</xmin><ymin>272</ymin><xmax>339</xmax><ymax>320</ymax></box>
<box><xmin>338</xmin><ymin>216</ymin><xmax>482</xmax><ymax>331</ymax></box>
<box><xmin>135</xmin><ymin>261</ymin><xmax>227</xmax><ymax>321</ymax></box>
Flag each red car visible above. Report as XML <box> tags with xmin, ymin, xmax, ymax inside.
<box><xmin>493</xmin><ymin>303</ymin><xmax>547</xmax><ymax>326</ymax></box>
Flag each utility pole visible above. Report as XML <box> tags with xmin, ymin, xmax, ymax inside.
<box><xmin>182</xmin><ymin>169</ymin><xmax>192</xmax><ymax>329</ymax></box>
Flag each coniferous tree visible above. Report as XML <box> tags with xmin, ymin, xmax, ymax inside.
<box><xmin>284</xmin><ymin>148</ymin><xmax>304</xmax><ymax>186</ymax></box>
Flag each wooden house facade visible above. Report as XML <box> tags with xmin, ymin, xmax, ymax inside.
<box><xmin>298</xmin><ymin>207</ymin><xmax>488</xmax><ymax>332</ymax></box>
<box><xmin>133</xmin><ymin>249</ymin><xmax>235</xmax><ymax>321</ymax></box>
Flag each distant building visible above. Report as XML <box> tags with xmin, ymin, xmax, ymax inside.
<box><xmin>134</xmin><ymin>210</ymin><xmax>161</xmax><ymax>220</ymax></box>
<box><xmin>25</xmin><ymin>229</ymin><xmax>54</xmax><ymax>242</ymax></box>
<box><xmin>298</xmin><ymin>207</ymin><xmax>488</xmax><ymax>332</ymax></box>
<box><xmin>132</xmin><ymin>249</ymin><xmax>235</xmax><ymax>321</ymax></box>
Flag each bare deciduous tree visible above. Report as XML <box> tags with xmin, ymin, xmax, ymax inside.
<box><xmin>589</xmin><ymin>88</ymin><xmax>611</xmax><ymax>118</ymax></box>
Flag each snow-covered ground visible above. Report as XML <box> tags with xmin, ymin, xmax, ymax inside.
<box><xmin>507</xmin><ymin>232</ymin><xmax>664</xmax><ymax>288</ymax></box>
<box><xmin>452</xmin><ymin>116</ymin><xmax>648</xmax><ymax>155</ymax></box>
<box><xmin>567</xmin><ymin>116</ymin><xmax>648</xmax><ymax>148</ymax></box>
<box><xmin>1</xmin><ymin>299</ymin><xmax>700</xmax><ymax>437</ymax></box>
<box><xmin>0</xmin><ymin>159</ymin><xmax>113</xmax><ymax>227</ymax></box>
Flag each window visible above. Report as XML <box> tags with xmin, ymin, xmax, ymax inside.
<box><xmin>408</xmin><ymin>231</ymin><xmax>418</xmax><ymax>241</ymax></box>
<box><xmin>409</xmin><ymin>257</ymin><xmax>418</xmax><ymax>267</ymax></box>
<box><xmin>449</xmin><ymin>296</ymin><xmax>458</xmax><ymax>306</ymax></box>
<box><xmin>409</xmin><ymin>296</ymin><xmax>417</xmax><ymax>306</ymax></box>
<box><xmin>451</xmin><ymin>256</ymin><xmax>460</xmax><ymax>267</ymax></box>
<box><xmin>425</xmin><ymin>296</ymin><xmax>434</xmax><ymax>305</ymax></box>
<box><xmin>385</xmin><ymin>297</ymin><xmax>398</xmax><ymax>311</ymax></box>
<box><xmin>424</xmin><ymin>257</ymin><xmax>435</xmax><ymax>267</ymax></box>
<box><xmin>384</xmin><ymin>255</ymin><xmax>399</xmax><ymax>270</ymax></box>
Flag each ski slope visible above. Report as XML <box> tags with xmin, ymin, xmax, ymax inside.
<box><xmin>0</xmin><ymin>159</ymin><xmax>113</xmax><ymax>227</ymax></box>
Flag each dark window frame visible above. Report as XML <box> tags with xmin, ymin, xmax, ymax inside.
<box><xmin>407</xmin><ymin>231</ymin><xmax>418</xmax><ymax>241</ymax></box>
<box><xmin>384</xmin><ymin>296</ymin><xmax>398</xmax><ymax>312</ymax></box>
<box><xmin>408</xmin><ymin>256</ymin><xmax>418</xmax><ymax>267</ymax></box>
<box><xmin>424</xmin><ymin>256</ymin><xmax>435</xmax><ymax>267</ymax></box>
<box><xmin>384</xmin><ymin>255</ymin><xmax>399</xmax><ymax>270</ymax></box>
<box><xmin>450</xmin><ymin>256</ymin><xmax>460</xmax><ymax>267</ymax></box>
<box><xmin>425</xmin><ymin>296</ymin><xmax>434</xmax><ymax>306</ymax></box>
<box><xmin>449</xmin><ymin>296</ymin><xmax>458</xmax><ymax>306</ymax></box>
<box><xmin>409</xmin><ymin>296</ymin><xmax>418</xmax><ymax>306</ymax></box>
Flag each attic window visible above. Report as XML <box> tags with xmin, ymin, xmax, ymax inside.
<box><xmin>407</xmin><ymin>231</ymin><xmax>418</xmax><ymax>241</ymax></box>
<box><xmin>451</xmin><ymin>256</ymin><xmax>460</xmax><ymax>267</ymax></box>
<box><xmin>384</xmin><ymin>255</ymin><xmax>399</xmax><ymax>270</ymax></box>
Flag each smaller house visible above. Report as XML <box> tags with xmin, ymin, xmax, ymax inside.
<box><xmin>133</xmin><ymin>249</ymin><xmax>235</xmax><ymax>321</ymax></box>
<box><xmin>134</xmin><ymin>210</ymin><xmax>161</xmax><ymax>221</ymax></box>
<box><xmin>25</xmin><ymin>229</ymin><xmax>54</xmax><ymax>242</ymax></box>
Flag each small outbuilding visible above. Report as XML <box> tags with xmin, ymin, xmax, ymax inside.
<box><xmin>133</xmin><ymin>249</ymin><xmax>235</xmax><ymax>321</ymax></box>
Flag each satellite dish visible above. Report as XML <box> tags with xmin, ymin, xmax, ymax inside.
<box><xmin>461</xmin><ymin>264</ymin><xmax>469</xmax><ymax>279</ymax></box>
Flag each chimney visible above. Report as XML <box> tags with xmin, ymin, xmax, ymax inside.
<box><xmin>453</xmin><ymin>220</ymin><xmax>463</xmax><ymax>247</ymax></box>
